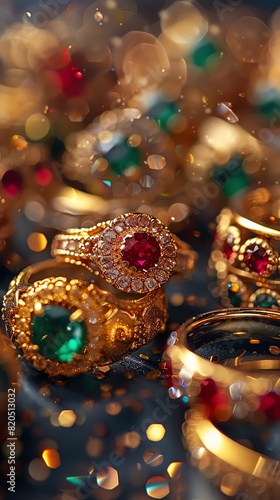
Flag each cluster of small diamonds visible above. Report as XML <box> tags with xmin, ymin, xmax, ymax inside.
<box><xmin>222</xmin><ymin>233</ymin><xmax>278</xmax><ymax>278</ymax></box>
<box><xmin>97</xmin><ymin>213</ymin><xmax>177</xmax><ymax>293</ymax></box>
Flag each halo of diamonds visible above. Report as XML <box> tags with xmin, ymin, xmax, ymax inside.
<box><xmin>96</xmin><ymin>213</ymin><xmax>177</xmax><ymax>293</ymax></box>
<box><xmin>222</xmin><ymin>225</ymin><xmax>241</xmax><ymax>262</ymax></box>
<box><xmin>248</xmin><ymin>288</ymin><xmax>280</xmax><ymax>309</ymax></box>
<box><xmin>238</xmin><ymin>237</ymin><xmax>278</xmax><ymax>278</ymax></box>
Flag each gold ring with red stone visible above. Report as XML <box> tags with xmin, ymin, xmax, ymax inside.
<box><xmin>51</xmin><ymin>212</ymin><xmax>196</xmax><ymax>294</ymax></box>
<box><xmin>210</xmin><ymin>188</ymin><xmax>280</xmax><ymax>287</ymax></box>
<box><xmin>164</xmin><ymin>308</ymin><xmax>280</xmax><ymax>425</ymax></box>
<box><xmin>2</xmin><ymin>260</ymin><xmax>167</xmax><ymax>377</ymax></box>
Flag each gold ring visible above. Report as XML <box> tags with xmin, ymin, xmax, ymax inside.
<box><xmin>51</xmin><ymin>212</ymin><xmax>196</xmax><ymax>294</ymax></box>
<box><xmin>211</xmin><ymin>188</ymin><xmax>280</xmax><ymax>286</ymax></box>
<box><xmin>183</xmin><ymin>408</ymin><xmax>280</xmax><ymax>499</ymax></box>
<box><xmin>164</xmin><ymin>308</ymin><xmax>280</xmax><ymax>423</ymax></box>
<box><xmin>2</xmin><ymin>260</ymin><xmax>167</xmax><ymax>377</ymax></box>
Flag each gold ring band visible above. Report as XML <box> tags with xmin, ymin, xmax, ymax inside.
<box><xmin>51</xmin><ymin>212</ymin><xmax>197</xmax><ymax>294</ymax></box>
<box><xmin>164</xmin><ymin>308</ymin><xmax>280</xmax><ymax>424</ymax></box>
<box><xmin>2</xmin><ymin>260</ymin><xmax>167</xmax><ymax>377</ymax></box>
<box><xmin>183</xmin><ymin>408</ymin><xmax>280</xmax><ymax>499</ymax></box>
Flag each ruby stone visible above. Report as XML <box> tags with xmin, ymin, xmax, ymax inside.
<box><xmin>259</xmin><ymin>392</ymin><xmax>280</xmax><ymax>420</ymax></box>
<box><xmin>2</xmin><ymin>169</ymin><xmax>23</xmax><ymax>197</ymax></box>
<box><xmin>199</xmin><ymin>378</ymin><xmax>231</xmax><ymax>420</ymax></box>
<box><xmin>243</xmin><ymin>244</ymin><xmax>269</xmax><ymax>275</ymax></box>
<box><xmin>121</xmin><ymin>232</ymin><xmax>160</xmax><ymax>271</ymax></box>
<box><xmin>223</xmin><ymin>234</ymin><xmax>235</xmax><ymax>259</ymax></box>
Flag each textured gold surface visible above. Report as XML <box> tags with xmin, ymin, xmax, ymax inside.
<box><xmin>2</xmin><ymin>260</ymin><xmax>167</xmax><ymax>377</ymax></box>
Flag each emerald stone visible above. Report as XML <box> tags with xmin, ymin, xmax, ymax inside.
<box><xmin>31</xmin><ymin>305</ymin><xmax>87</xmax><ymax>362</ymax></box>
<box><xmin>254</xmin><ymin>294</ymin><xmax>278</xmax><ymax>309</ymax></box>
<box><xmin>212</xmin><ymin>158</ymin><xmax>249</xmax><ymax>198</ymax></box>
<box><xmin>257</xmin><ymin>99</ymin><xmax>280</xmax><ymax>118</ymax></box>
<box><xmin>192</xmin><ymin>41</ymin><xmax>219</xmax><ymax>68</ymax></box>
<box><xmin>149</xmin><ymin>101</ymin><xmax>178</xmax><ymax>131</ymax></box>
<box><xmin>254</xmin><ymin>86</ymin><xmax>280</xmax><ymax>119</ymax></box>
<box><xmin>104</xmin><ymin>139</ymin><xmax>141</xmax><ymax>175</ymax></box>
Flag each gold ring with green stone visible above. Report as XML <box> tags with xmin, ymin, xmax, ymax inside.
<box><xmin>2</xmin><ymin>260</ymin><xmax>167</xmax><ymax>377</ymax></box>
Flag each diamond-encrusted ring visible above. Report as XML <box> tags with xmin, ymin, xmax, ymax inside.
<box><xmin>2</xmin><ymin>260</ymin><xmax>167</xmax><ymax>377</ymax></box>
<box><xmin>51</xmin><ymin>212</ymin><xmax>196</xmax><ymax>294</ymax></box>
<box><xmin>164</xmin><ymin>308</ymin><xmax>280</xmax><ymax>424</ymax></box>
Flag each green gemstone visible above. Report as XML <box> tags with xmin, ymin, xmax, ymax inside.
<box><xmin>254</xmin><ymin>86</ymin><xmax>280</xmax><ymax>119</ymax></box>
<box><xmin>31</xmin><ymin>305</ymin><xmax>87</xmax><ymax>362</ymax></box>
<box><xmin>257</xmin><ymin>99</ymin><xmax>280</xmax><ymax>118</ymax></box>
<box><xmin>254</xmin><ymin>294</ymin><xmax>278</xmax><ymax>309</ymax></box>
<box><xmin>104</xmin><ymin>139</ymin><xmax>141</xmax><ymax>175</ymax></box>
<box><xmin>228</xmin><ymin>284</ymin><xmax>241</xmax><ymax>307</ymax></box>
<box><xmin>149</xmin><ymin>101</ymin><xmax>178</xmax><ymax>130</ymax></box>
<box><xmin>212</xmin><ymin>158</ymin><xmax>249</xmax><ymax>199</ymax></box>
<box><xmin>192</xmin><ymin>41</ymin><xmax>219</xmax><ymax>68</ymax></box>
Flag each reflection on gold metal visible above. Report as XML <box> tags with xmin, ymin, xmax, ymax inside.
<box><xmin>220</xmin><ymin>472</ymin><xmax>242</xmax><ymax>496</ymax></box>
<box><xmin>183</xmin><ymin>408</ymin><xmax>280</xmax><ymax>498</ymax></box>
<box><xmin>52</xmin><ymin>187</ymin><xmax>109</xmax><ymax>216</ymax></box>
<box><xmin>183</xmin><ymin>409</ymin><xmax>280</xmax><ymax>492</ymax></box>
<box><xmin>34</xmin><ymin>302</ymin><xmax>44</xmax><ymax>317</ymax></box>
<box><xmin>3</xmin><ymin>260</ymin><xmax>167</xmax><ymax>376</ymax></box>
<box><xmin>165</xmin><ymin>308</ymin><xmax>280</xmax><ymax>424</ymax></box>
<box><xmin>69</xmin><ymin>309</ymin><xmax>84</xmax><ymax>322</ymax></box>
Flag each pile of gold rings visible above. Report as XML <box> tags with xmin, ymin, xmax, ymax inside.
<box><xmin>165</xmin><ymin>241</ymin><xmax>280</xmax><ymax>498</ymax></box>
<box><xmin>2</xmin><ymin>212</ymin><xmax>196</xmax><ymax>377</ymax></box>
<box><xmin>3</xmin><ymin>189</ymin><xmax>280</xmax><ymax>499</ymax></box>
<box><xmin>161</xmin><ymin>187</ymin><xmax>280</xmax><ymax>498</ymax></box>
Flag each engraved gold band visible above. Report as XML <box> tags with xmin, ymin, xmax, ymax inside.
<box><xmin>183</xmin><ymin>408</ymin><xmax>280</xmax><ymax>499</ymax></box>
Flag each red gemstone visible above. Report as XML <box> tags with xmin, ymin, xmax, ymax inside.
<box><xmin>259</xmin><ymin>392</ymin><xmax>280</xmax><ymax>420</ymax></box>
<box><xmin>121</xmin><ymin>232</ymin><xmax>160</xmax><ymax>271</ymax></box>
<box><xmin>223</xmin><ymin>234</ymin><xmax>235</xmax><ymax>259</ymax></box>
<box><xmin>244</xmin><ymin>244</ymin><xmax>269</xmax><ymax>275</ymax></box>
<box><xmin>2</xmin><ymin>169</ymin><xmax>23</xmax><ymax>197</ymax></box>
<box><xmin>199</xmin><ymin>378</ymin><xmax>230</xmax><ymax>420</ymax></box>
<box><xmin>199</xmin><ymin>378</ymin><xmax>219</xmax><ymax>404</ymax></box>
<box><xmin>35</xmin><ymin>166</ymin><xmax>53</xmax><ymax>186</ymax></box>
